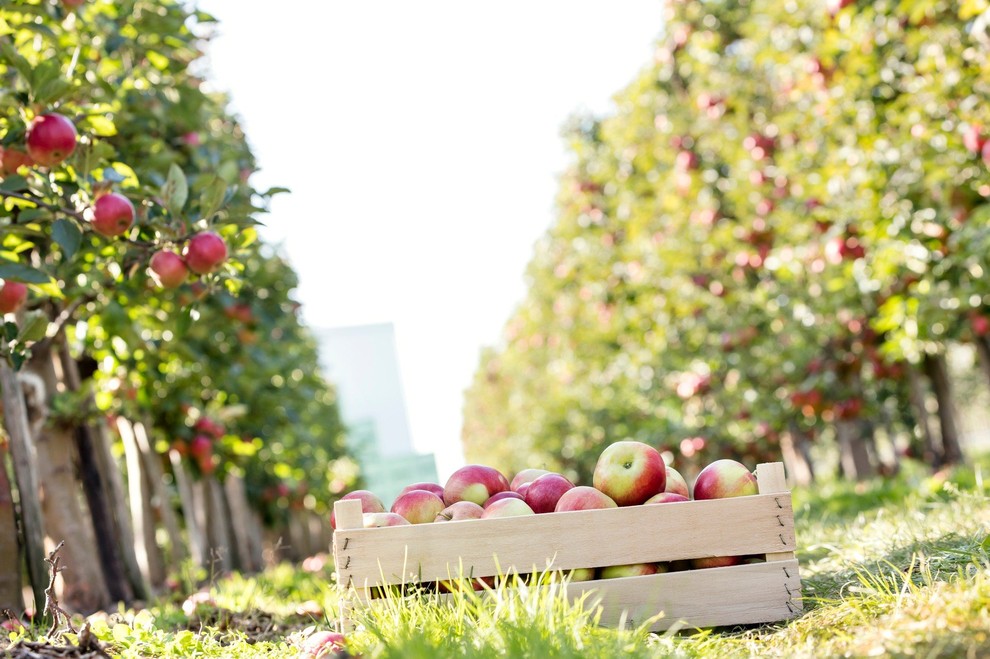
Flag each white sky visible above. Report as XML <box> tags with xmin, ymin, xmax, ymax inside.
<box><xmin>195</xmin><ymin>1</ymin><xmax>663</xmax><ymax>481</ymax></box>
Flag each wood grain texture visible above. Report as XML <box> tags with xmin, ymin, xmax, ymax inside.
<box><xmin>756</xmin><ymin>462</ymin><xmax>797</xmax><ymax>565</ymax></box>
<box><xmin>334</xmin><ymin>492</ymin><xmax>796</xmax><ymax>588</ymax></box>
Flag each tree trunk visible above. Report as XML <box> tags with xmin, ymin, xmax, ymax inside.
<box><xmin>205</xmin><ymin>477</ymin><xmax>233</xmax><ymax>574</ymax></box>
<box><xmin>90</xmin><ymin>419</ymin><xmax>148</xmax><ymax>601</ymax></box>
<box><xmin>780</xmin><ymin>425</ymin><xmax>814</xmax><ymax>486</ymax></box>
<box><xmin>169</xmin><ymin>449</ymin><xmax>205</xmax><ymax>569</ymax></box>
<box><xmin>0</xmin><ymin>444</ymin><xmax>22</xmax><ymax>611</ymax></box>
<box><xmin>118</xmin><ymin>417</ymin><xmax>166</xmax><ymax>590</ymax></box>
<box><xmin>134</xmin><ymin>420</ymin><xmax>187</xmax><ymax>571</ymax></box>
<box><xmin>248</xmin><ymin>510</ymin><xmax>265</xmax><ymax>571</ymax></box>
<box><xmin>923</xmin><ymin>353</ymin><xmax>965</xmax><ymax>465</ymax></box>
<box><xmin>974</xmin><ymin>335</ymin><xmax>990</xmax><ymax>388</ymax></box>
<box><xmin>28</xmin><ymin>344</ymin><xmax>110</xmax><ymax>614</ymax></box>
<box><xmin>223</xmin><ymin>474</ymin><xmax>257</xmax><ymax>573</ymax></box>
<box><xmin>907</xmin><ymin>363</ymin><xmax>940</xmax><ymax>467</ymax></box>
<box><xmin>836</xmin><ymin>419</ymin><xmax>873</xmax><ymax>480</ymax></box>
<box><xmin>58</xmin><ymin>342</ymin><xmax>132</xmax><ymax>604</ymax></box>
<box><xmin>0</xmin><ymin>360</ymin><xmax>49</xmax><ymax>617</ymax></box>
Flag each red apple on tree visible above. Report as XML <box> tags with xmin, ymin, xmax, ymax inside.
<box><xmin>183</xmin><ymin>231</ymin><xmax>228</xmax><ymax>274</ymax></box>
<box><xmin>435</xmin><ymin>501</ymin><xmax>484</xmax><ymax>522</ymax></box>
<box><xmin>330</xmin><ymin>489</ymin><xmax>385</xmax><ymax>529</ymax></box>
<box><xmin>0</xmin><ymin>281</ymin><xmax>28</xmax><ymax>314</ymax></box>
<box><xmin>25</xmin><ymin>113</ymin><xmax>77</xmax><ymax>167</ymax></box>
<box><xmin>692</xmin><ymin>459</ymin><xmax>758</xmax><ymax>500</ymax></box>
<box><xmin>592</xmin><ymin>440</ymin><xmax>666</xmax><ymax>506</ymax></box>
<box><xmin>390</xmin><ymin>489</ymin><xmax>445</xmax><ymax>524</ymax></box>
<box><xmin>443</xmin><ymin>464</ymin><xmax>509</xmax><ymax>506</ymax></box>
<box><xmin>524</xmin><ymin>472</ymin><xmax>575</xmax><ymax>513</ymax></box>
<box><xmin>90</xmin><ymin>192</ymin><xmax>135</xmax><ymax>237</ymax></box>
<box><xmin>554</xmin><ymin>486</ymin><xmax>618</xmax><ymax>512</ymax></box>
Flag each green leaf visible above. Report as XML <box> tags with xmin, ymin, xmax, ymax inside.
<box><xmin>198</xmin><ymin>176</ymin><xmax>227</xmax><ymax>220</ymax></box>
<box><xmin>162</xmin><ymin>164</ymin><xmax>188</xmax><ymax>215</ymax></box>
<box><xmin>102</xmin><ymin>167</ymin><xmax>127</xmax><ymax>184</ymax></box>
<box><xmin>17</xmin><ymin>310</ymin><xmax>48</xmax><ymax>343</ymax></box>
<box><xmin>981</xmin><ymin>533</ymin><xmax>990</xmax><ymax>554</ymax></box>
<box><xmin>0</xmin><ymin>175</ymin><xmax>29</xmax><ymax>192</ymax></box>
<box><xmin>0</xmin><ymin>262</ymin><xmax>49</xmax><ymax>284</ymax></box>
<box><xmin>15</xmin><ymin>209</ymin><xmax>50</xmax><ymax>223</ymax></box>
<box><xmin>52</xmin><ymin>218</ymin><xmax>82</xmax><ymax>259</ymax></box>
<box><xmin>3</xmin><ymin>322</ymin><xmax>17</xmax><ymax>342</ymax></box>
<box><xmin>260</xmin><ymin>186</ymin><xmax>292</xmax><ymax>197</ymax></box>
<box><xmin>0</xmin><ymin>38</ymin><xmax>32</xmax><ymax>81</ymax></box>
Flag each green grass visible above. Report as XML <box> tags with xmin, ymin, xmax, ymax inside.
<box><xmin>1</xmin><ymin>456</ymin><xmax>987</xmax><ymax>658</ymax></box>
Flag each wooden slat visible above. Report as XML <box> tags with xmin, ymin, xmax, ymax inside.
<box><xmin>334</xmin><ymin>493</ymin><xmax>796</xmax><ymax>588</ymax></box>
<box><xmin>756</xmin><ymin>463</ymin><xmax>798</xmax><ymax>564</ymax></box>
<box><xmin>568</xmin><ymin>559</ymin><xmax>803</xmax><ymax>630</ymax></box>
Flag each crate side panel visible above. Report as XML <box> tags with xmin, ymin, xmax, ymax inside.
<box><xmin>334</xmin><ymin>493</ymin><xmax>796</xmax><ymax>588</ymax></box>
<box><xmin>569</xmin><ymin>559</ymin><xmax>803</xmax><ymax>630</ymax></box>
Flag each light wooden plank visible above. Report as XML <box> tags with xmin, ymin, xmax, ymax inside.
<box><xmin>568</xmin><ymin>559</ymin><xmax>803</xmax><ymax>630</ymax></box>
<box><xmin>334</xmin><ymin>493</ymin><xmax>796</xmax><ymax>587</ymax></box>
<box><xmin>351</xmin><ymin>560</ymin><xmax>803</xmax><ymax>631</ymax></box>
<box><xmin>756</xmin><ymin>463</ymin><xmax>797</xmax><ymax>563</ymax></box>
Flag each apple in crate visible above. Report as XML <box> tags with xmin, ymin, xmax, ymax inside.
<box><xmin>480</xmin><ymin>498</ymin><xmax>535</xmax><ymax>518</ymax></box>
<box><xmin>510</xmin><ymin>468</ymin><xmax>552</xmax><ymax>492</ymax></box>
<box><xmin>593</xmin><ymin>440</ymin><xmax>666</xmax><ymax>506</ymax></box>
<box><xmin>524</xmin><ymin>473</ymin><xmax>575</xmax><ymax>513</ymax></box>
<box><xmin>398</xmin><ymin>481</ymin><xmax>446</xmax><ymax>500</ymax></box>
<box><xmin>363</xmin><ymin>512</ymin><xmax>411</xmax><ymax>528</ymax></box>
<box><xmin>664</xmin><ymin>466</ymin><xmax>690</xmax><ymax>498</ymax></box>
<box><xmin>692</xmin><ymin>459</ymin><xmax>758</xmax><ymax>500</ymax></box>
<box><xmin>554</xmin><ymin>486</ymin><xmax>618</xmax><ymax>512</ymax></box>
<box><xmin>444</xmin><ymin>464</ymin><xmax>510</xmax><ymax>506</ymax></box>
<box><xmin>691</xmin><ymin>555</ymin><xmax>743</xmax><ymax>569</ymax></box>
<box><xmin>435</xmin><ymin>501</ymin><xmax>484</xmax><ymax>522</ymax></box>
<box><xmin>599</xmin><ymin>563</ymin><xmax>661</xmax><ymax>579</ymax></box>
<box><xmin>644</xmin><ymin>492</ymin><xmax>690</xmax><ymax>504</ymax></box>
<box><xmin>391</xmin><ymin>489</ymin><xmax>445</xmax><ymax>524</ymax></box>
<box><xmin>331</xmin><ymin>489</ymin><xmax>385</xmax><ymax>529</ymax></box>
<box><xmin>483</xmin><ymin>490</ymin><xmax>524</xmax><ymax>508</ymax></box>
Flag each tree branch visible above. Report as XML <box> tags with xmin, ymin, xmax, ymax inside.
<box><xmin>0</xmin><ymin>190</ymin><xmax>85</xmax><ymax>221</ymax></box>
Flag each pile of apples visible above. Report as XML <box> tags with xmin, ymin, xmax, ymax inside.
<box><xmin>332</xmin><ymin>440</ymin><xmax>763</xmax><ymax>577</ymax></box>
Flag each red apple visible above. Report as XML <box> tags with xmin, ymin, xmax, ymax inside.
<box><xmin>509</xmin><ymin>468</ymin><xmax>552</xmax><ymax>492</ymax></box>
<box><xmin>398</xmin><ymin>482</ymin><xmax>445</xmax><ymax>500</ymax></box>
<box><xmin>599</xmin><ymin>563</ymin><xmax>659</xmax><ymax>579</ymax></box>
<box><xmin>301</xmin><ymin>630</ymin><xmax>346</xmax><ymax>658</ymax></box>
<box><xmin>390</xmin><ymin>489</ymin><xmax>445</xmax><ymax>524</ymax></box>
<box><xmin>970</xmin><ymin>313</ymin><xmax>990</xmax><ymax>337</ymax></box>
<box><xmin>0</xmin><ymin>281</ymin><xmax>28</xmax><ymax>314</ymax></box>
<box><xmin>90</xmin><ymin>192</ymin><xmax>135</xmax><ymax>237</ymax></box>
<box><xmin>0</xmin><ymin>618</ymin><xmax>25</xmax><ymax>632</ymax></box>
<box><xmin>362</xmin><ymin>512</ymin><xmax>411</xmax><ymax>528</ymax></box>
<box><xmin>483</xmin><ymin>490</ymin><xmax>524</xmax><ymax>508</ymax></box>
<box><xmin>691</xmin><ymin>555</ymin><xmax>743</xmax><ymax>569</ymax></box>
<box><xmin>0</xmin><ymin>147</ymin><xmax>33</xmax><ymax>175</ymax></box>
<box><xmin>183</xmin><ymin>231</ymin><xmax>228</xmax><ymax>274</ymax></box>
<box><xmin>692</xmin><ymin>459</ymin><xmax>758</xmax><ymax>500</ymax></box>
<box><xmin>964</xmin><ymin>123</ymin><xmax>986</xmax><ymax>154</ymax></box>
<box><xmin>592</xmin><ymin>440</ymin><xmax>666</xmax><ymax>506</ymax></box>
<box><xmin>554</xmin><ymin>486</ymin><xmax>618</xmax><ymax>512</ymax></box>
<box><xmin>61</xmin><ymin>0</ymin><xmax>87</xmax><ymax>7</ymax></box>
<box><xmin>644</xmin><ymin>492</ymin><xmax>691</xmax><ymax>504</ymax></box>
<box><xmin>25</xmin><ymin>113</ymin><xmax>77</xmax><ymax>167</ymax></box>
<box><xmin>188</xmin><ymin>435</ymin><xmax>211</xmax><ymax>460</ymax></box>
<box><xmin>479</xmin><ymin>498</ymin><xmax>535</xmax><ymax>519</ymax></box>
<box><xmin>564</xmin><ymin>568</ymin><xmax>596</xmax><ymax>582</ymax></box>
<box><xmin>435</xmin><ymin>501</ymin><xmax>484</xmax><ymax>522</ymax></box>
<box><xmin>524</xmin><ymin>473</ymin><xmax>575</xmax><ymax>513</ymax></box>
<box><xmin>330</xmin><ymin>490</ymin><xmax>385</xmax><ymax>529</ymax></box>
<box><xmin>443</xmin><ymin>464</ymin><xmax>509</xmax><ymax>506</ymax></box>
<box><xmin>516</xmin><ymin>482</ymin><xmax>533</xmax><ymax>499</ymax></box>
<box><xmin>663</xmin><ymin>466</ymin><xmax>690</xmax><ymax>498</ymax></box>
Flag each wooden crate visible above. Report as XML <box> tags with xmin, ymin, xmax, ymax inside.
<box><xmin>332</xmin><ymin>462</ymin><xmax>802</xmax><ymax>631</ymax></box>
